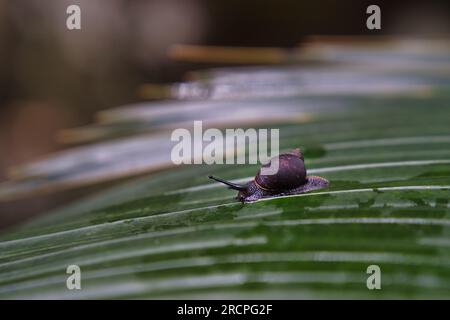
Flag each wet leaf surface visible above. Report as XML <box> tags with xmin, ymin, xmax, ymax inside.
<box><xmin>1</xmin><ymin>40</ymin><xmax>450</xmax><ymax>299</ymax></box>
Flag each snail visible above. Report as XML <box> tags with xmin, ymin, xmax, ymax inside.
<box><xmin>209</xmin><ymin>148</ymin><xmax>329</xmax><ymax>202</ymax></box>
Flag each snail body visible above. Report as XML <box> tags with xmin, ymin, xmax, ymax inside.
<box><xmin>209</xmin><ymin>148</ymin><xmax>329</xmax><ymax>202</ymax></box>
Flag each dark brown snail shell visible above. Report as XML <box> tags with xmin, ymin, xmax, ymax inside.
<box><xmin>255</xmin><ymin>149</ymin><xmax>306</xmax><ymax>191</ymax></box>
<box><xmin>209</xmin><ymin>148</ymin><xmax>329</xmax><ymax>203</ymax></box>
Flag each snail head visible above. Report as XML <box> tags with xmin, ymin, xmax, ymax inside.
<box><xmin>208</xmin><ymin>176</ymin><xmax>248</xmax><ymax>203</ymax></box>
<box><xmin>208</xmin><ymin>176</ymin><xmax>247</xmax><ymax>191</ymax></box>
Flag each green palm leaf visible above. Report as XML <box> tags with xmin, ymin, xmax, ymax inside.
<box><xmin>1</xmin><ymin>40</ymin><xmax>450</xmax><ymax>299</ymax></box>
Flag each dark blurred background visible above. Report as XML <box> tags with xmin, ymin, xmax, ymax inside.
<box><xmin>0</xmin><ymin>0</ymin><xmax>449</xmax><ymax>229</ymax></box>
